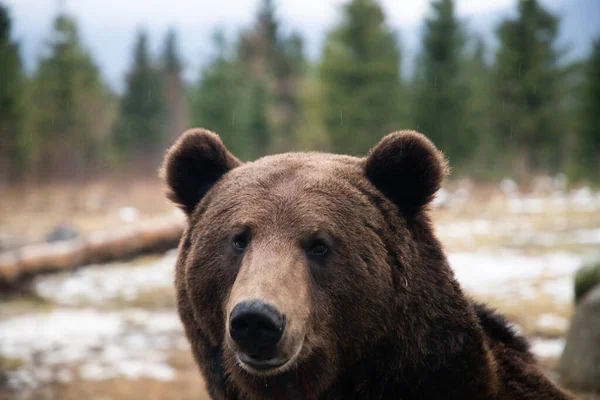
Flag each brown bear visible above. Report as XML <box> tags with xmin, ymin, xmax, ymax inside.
<box><xmin>161</xmin><ymin>128</ymin><xmax>574</xmax><ymax>400</ymax></box>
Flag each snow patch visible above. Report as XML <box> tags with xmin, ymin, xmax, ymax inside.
<box><xmin>34</xmin><ymin>250</ymin><xmax>177</xmax><ymax>306</ymax></box>
<box><xmin>531</xmin><ymin>338</ymin><xmax>565</xmax><ymax>359</ymax></box>
<box><xmin>536</xmin><ymin>314</ymin><xmax>570</xmax><ymax>332</ymax></box>
<box><xmin>0</xmin><ymin>308</ymin><xmax>183</xmax><ymax>390</ymax></box>
<box><xmin>506</xmin><ymin>187</ymin><xmax>600</xmax><ymax>214</ymax></box>
<box><xmin>119</xmin><ymin>207</ymin><xmax>139</xmax><ymax>223</ymax></box>
<box><xmin>448</xmin><ymin>251</ymin><xmax>582</xmax><ymax>302</ymax></box>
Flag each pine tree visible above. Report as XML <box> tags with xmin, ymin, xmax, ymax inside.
<box><xmin>258</xmin><ymin>0</ymin><xmax>278</xmax><ymax>63</ymax></box>
<box><xmin>319</xmin><ymin>0</ymin><xmax>405</xmax><ymax>156</ymax></box>
<box><xmin>30</xmin><ymin>13</ymin><xmax>112</xmax><ymax>181</ymax></box>
<box><xmin>270</xmin><ymin>31</ymin><xmax>305</xmax><ymax>152</ymax></box>
<box><xmin>462</xmin><ymin>36</ymin><xmax>498</xmax><ymax>176</ymax></box>
<box><xmin>189</xmin><ymin>30</ymin><xmax>250</xmax><ymax>159</ymax></box>
<box><xmin>0</xmin><ymin>5</ymin><xmax>27</xmax><ymax>184</ymax></box>
<box><xmin>238</xmin><ymin>0</ymin><xmax>305</xmax><ymax>152</ymax></box>
<box><xmin>576</xmin><ymin>38</ymin><xmax>600</xmax><ymax>181</ymax></box>
<box><xmin>493</xmin><ymin>0</ymin><xmax>564</xmax><ymax>180</ymax></box>
<box><xmin>295</xmin><ymin>67</ymin><xmax>330</xmax><ymax>152</ymax></box>
<box><xmin>242</xmin><ymin>80</ymin><xmax>270</xmax><ymax>157</ymax></box>
<box><xmin>113</xmin><ymin>30</ymin><xmax>166</xmax><ymax>168</ymax></box>
<box><xmin>161</xmin><ymin>28</ymin><xmax>189</xmax><ymax>145</ymax></box>
<box><xmin>412</xmin><ymin>0</ymin><xmax>470</xmax><ymax>168</ymax></box>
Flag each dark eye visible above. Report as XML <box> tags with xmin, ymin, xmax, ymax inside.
<box><xmin>307</xmin><ymin>239</ymin><xmax>329</xmax><ymax>257</ymax></box>
<box><xmin>232</xmin><ymin>232</ymin><xmax>249</xmax><ymax>253</ymax></box>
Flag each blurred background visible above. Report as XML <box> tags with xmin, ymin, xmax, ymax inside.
<box><xmin>1</xmin><ymin>0</ymin><xmax>599</xmax><ymax>398</ymax></box>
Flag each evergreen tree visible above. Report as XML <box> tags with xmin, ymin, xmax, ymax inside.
<box><xmin>242</xmin><ymin>80</ymin><xmax>270</xmax><ymax>157</ymax></box>
<box><xmin>189</xmin><ymin>30</ymin><xmax>250</xmax><ymax>159</ymax></box>
<box><xmin>492</xmin><ymin>0</ymin><xmax>564</xmax><ymax>180</ymax></box>
<box><xmin>30</xmin><ymin>13</ymin><xmax>111</xmax><ymax>181</ymax></box>
<box><xmin>113</xmin><ymin>30</ymin><xmax>166</xmax><ymax>168</ymax></box>
<box><xmin>295</xmin><ymin>67</ymin><xmax>330</xmax><ymax>152</ymax></box>
<box><xmin>238</xmin><ymin>0</ymin><xmax>305</xmax><ymax>152</ymax></box>
<box><xmin>257</xmin><ymin>0</ymin><xmax>278</xmax><ymax>63</ymax></box>
<box><xmin>161</xmin><ymin>28</ymin><xmax>189</xmax><ymax>145</ymax></box>
<box><xmin>270</xmin><ymin>31</ymin><xmax>306</xmax><ymax>152</ymax></box>
<box><xmin>412</xmin><ymin>0</ymin><xmax>470</xmax><ymax>168</ymax></box>
<box><xmin>462</xmin><ymin>36</ymin><xmax>498</xmax><ymax>176</ymax></box>
<box><xmin>0</xmin><ymin>4</ymin><xmax>26</xmax><ymax>184</ymax></box>
<box><xmin>575</xmin><ymin>38</ymin><xmax>600</xmax><ymax>181</ymax></box>
<box><xmin>319</xmin><ymin>0</ymin><xmax>405</xmax><ymax>156</ymax></box>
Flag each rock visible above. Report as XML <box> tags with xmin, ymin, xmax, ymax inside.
<box><xmin>558</xmin><ymin>285</ymin><xmax>600</xmax><ymax>393</ymax></box>
<box><xmin>574</xmin><ymin>258</ymin><xmax>600</xmax><ymax>304</ymax></box>
<box><xmin>45</xmin><ymin>223</ymin><xmax>80</xmax><ymax>243</ymax></box>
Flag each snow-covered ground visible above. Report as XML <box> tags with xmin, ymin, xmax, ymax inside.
<box><xmin>34</xmin><ymin>250</ymin><xmax>178</xmax><ymax>306</ymax></box>
<box><xmin>449</xmin><ymin>251</ymin><xmax>582</xmax><ymax>302</ymax></box>
<box><xmin>29</xmin><ymin>243</ymin><xmax>587</xmax><ymax>308</ymax></box>
<box><xmin>0</xmin><ymin>251</ymin><xmax>184</xmax><ymax>392</ymax></box>
<box><xmin>0</xmin><ymin>246</ymin><xmax>585</xmax><ymax>391</ymax></box>
<box><xmin>3</xmin><ymin>181</ymin><xmax>600</xmax><ymax>393</ymax></box>
<box><xmin>506</xmin><ymin>187</ymin><xmax>600</xmax><ymax>214</ymax></box>
<box><xmin>0</xmin><ymin>307</ymin><xmax>188</xmax><ymax>391</ymax></box>
<box><xmin>0</xmin><ymin>306</ymin><xmax>186</xmax><ymax>391</ymax></box>
<box><xmin>437</xmin><ymin>219</ymin><xmax>600</xmax><ymax>248</ymax></box>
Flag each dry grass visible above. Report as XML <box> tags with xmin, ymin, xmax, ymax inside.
<box><xmin>1</xmin><ymin>178</ymin><xmax>173</xmax><ymax>247</ymax></box>
<box><xmin>0</xmin><ymin>375</ymin><xmax>209</xmax><ymax>400</ymax></box>
<box><xmin>473</xmin><ymin>292</ymin><xmax>573</xmax><ymax>338</ymax></box>
<box><xmin>2</xmin><ymin>180</ymin><xmax>600</xmax><ymax>399</ymax></box>
<box><xmin>110</xmin><ymin>286</ymin><xmax>176</xmax><ymax>310</ymax></box>
<box><xmin>0</xmin><ymin>293</ymin><xmax>53</xmax><ymax>319</ymax></box>
<box><xmin>0</xmin><ymin>351</ymin><xmax>210</xmax><ymax>400</ymax></box>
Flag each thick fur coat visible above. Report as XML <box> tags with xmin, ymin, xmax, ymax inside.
<box><xmin>161</xmin><ymin>128</ymin><xmax>574</xmax><ymax>400</ymax></box>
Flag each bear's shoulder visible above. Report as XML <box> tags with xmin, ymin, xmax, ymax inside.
<box><xmin>473</xmin><ymin>301</ymin><xmax>530</xmax><ymax>354</ymax></box>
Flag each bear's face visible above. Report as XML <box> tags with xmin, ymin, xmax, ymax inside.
<box><xmin>162</xmin><ymin>129</ymin><xmax>448</xmax><ymax>396</ymax></box>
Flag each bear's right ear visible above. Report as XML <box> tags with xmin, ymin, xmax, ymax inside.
<box><xmin>161</xmin><ymin>128</ymin><xmax>242</xmax><ymax>215</ymax></box>
<box><xmin>364</xmin><ymin>130</ymin><xmax>449</xmax><ymax>215</ymax></box>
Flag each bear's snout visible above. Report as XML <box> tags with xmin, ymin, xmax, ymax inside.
<box><xmin>229</xmin><ymin>300</ymin><xmax>285</xmax><ymax>354</ymax></box>
<box><xmin>229</xmin><ymin>300</ymin><xmax>287</xmax><ymax>368</ymax></box>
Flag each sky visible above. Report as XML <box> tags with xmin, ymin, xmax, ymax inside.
<box><xmin>4</xmin><ymin>0</ymin><xmax>598</xmax><ymax>92</ymax></box>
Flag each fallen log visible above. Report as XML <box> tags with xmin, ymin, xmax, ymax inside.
<box><xmin>0</xmin><ymin>212</ymin><xmax>187</xmax><ymax>285</ymax></box>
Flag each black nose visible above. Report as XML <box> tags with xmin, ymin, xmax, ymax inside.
<box><xmin>229</xmin><ymin>300</ymin><xmax>286</xmax><ymax>359</ymax></box>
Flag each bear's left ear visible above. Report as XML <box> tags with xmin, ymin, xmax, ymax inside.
<box><xmin>364</xmin><ymin>130</ymin><xmax>449</xmax><ymax>214</ymax></box>
<box><xmin>160</xmin><ymin>128</ymin><xmax>242</xmax><ymax>215</ymax></box>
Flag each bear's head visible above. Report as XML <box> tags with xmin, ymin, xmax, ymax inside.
<box><xmin>162</xmin><ymin>129</ymin><xmax>460</xmax><ymax>398</ymax></box>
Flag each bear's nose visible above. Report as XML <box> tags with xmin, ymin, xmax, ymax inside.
<box><xmin>229</xmin><ymin>300</ymin><xmax>286</xmax><ymax>359</ymax></box>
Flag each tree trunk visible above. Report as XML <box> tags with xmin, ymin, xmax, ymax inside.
<box><xmin>0</xmin><ymin>213</ymin><xmax>186</xmax><ymax>286</ymax></box>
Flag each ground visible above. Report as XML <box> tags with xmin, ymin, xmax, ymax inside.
<box><xmin>1</xmin><ymin>176</ymin><xmax>599</xmax><ymax>399</ymax></box>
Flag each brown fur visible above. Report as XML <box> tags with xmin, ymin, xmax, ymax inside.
<box><xmin>161</xmin><ymin>128</ymin><xmax>574</xmax><ymax>400</ymax></box>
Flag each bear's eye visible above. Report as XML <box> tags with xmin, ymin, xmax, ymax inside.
<box><xmin>232</xmin><ymin>232</ymin><xmax>250</xmax><ymax>253</ymax></box>
<box><xmin>307</xmin><ymin>239</ymin><xmax>329</xmax><ymax>257</ymax></box>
